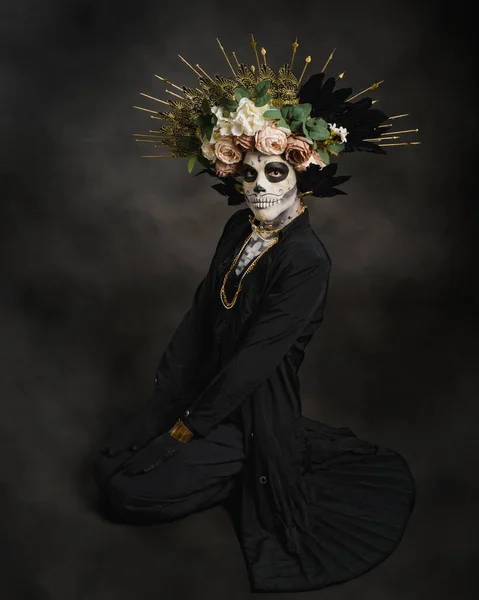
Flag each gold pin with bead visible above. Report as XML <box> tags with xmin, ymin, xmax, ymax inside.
<box><xmin>290</xmin><ymin>37</ymin><xmax>299</xmax><ymax>70</ymax></box>
<box><xmin>133</xmin><ymin>105</ymin><xmax>159</xmax><ymax>114</ymax></box>
<box><xmin>154</xmin><ymin>75</ymin><xmax>184</xmax><ymax>92</ymax></box>
<box><xmin>216</xmin><ymin>38</ymin><xmax>236</xmax><ymax>77</ymax></box>
<box><xmin>140</xmin><ymin>92</ymin><xmax>171</xmax><ymax>106</ymax></box>
<box><xmin>378</xmin><ymin>141</ymin><xmax>421</xmax><ymax>147</ymax></box>
<box><xmin>298</xmin><ymin>56</ymin><xmax>312</xmax><ymax>85</ymax></box>
<box><xmin>347</xmin><ymin>80</ymin><xmax>384</xmax><ymax>102</ymax></box>
<box><xmin>321</xmin><ymin>48</ymin><xmax>336</xmax><ymax>73</ymax></box>
<box><xmin>363</xmin><ymin>136</ymin><xmax>400</xmax><ymax>142</ymax></box>
<box><xmin>260</xmin><ymin>47</ymin><xmax>267</xmax><ymax>66</ymax></box>
<box><xmin>250</xmin><ymin>33</ymin><xmax>261</xmax><ymax>71</ymax></box>
<box><xmin>381</xmin><ymin>128</ymin><xmax>418</xmax><ymax>135</ymax></box>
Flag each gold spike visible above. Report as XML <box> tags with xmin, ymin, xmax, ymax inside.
<box><xmin>165</xmin><ymin>89</ymin><xmax>184</xmax><ymax>100</ymax></box>
<box><xmin>372</xmin><ymin>99</ymin><xmax>379</xmax><ymax>104</ymax></box>
<box><xmin>321</xmin><ymin>48</ymin><xmax>336</xmax><ymax>73</ymax></box>
<box><xmin>260</xmin><ymin>47</ymin><xmax>267</xmax><ymax>66</ymax></box>
<box><xmin>150</xmin><ymin>115</ymin><xmax>167</xmax><ymax>120</ymax></box>
<box><xmin>178</xmin><ymin>54</ymin><xmax>202</xmax><ymax>77</ymax></box>
<box><xmin>154</xmin><ymin>75</ymin><xmax>184</xmax><ymax>92</ymax></box>
<box><xmin>378</xmin><ymin>141</ymin><xmax>422</xmax><ymax>147</ymax></box>
<box><xmin>290</xmin><ymin>37</ymin><xmax>299</xmax><ymax>70</ymax></box>
<box><xmin>133</xmin><ymin>133</ymin><xmax>170</xmax><ymax>137</ymax></box>
<box><xmin>133</xmin><ymin>105</ymin><xmax>159</xmax><ymax>114</ymax></box>
<box><xmin>216</xmin><ymin>38</ymin><xmax>236</xmax><ymax>77</ymax></box>
<box><xmin>363</xmin><ymin>136</ymin><xmax>400</xmax><ymax>142</ymax></box>
<box><xmin>149</xmin><ymin>130</ymin><xmax>166</xmax><ymax>134</ymax></box>
<box><xmin>141</xmin><ymin>155</ymin><xmax>176</xmax><ymax>158</ymax></box>
<box><xmin>232</xmin><ymin>51</ymin><xmax>241</xmax><ymax>68</ymax></box>
<box><xmin>382</xmin><ymin>128</ymin><xmax>418</xmax><ymax>135</ymax></box>
<box><xmin>135</xmin><ymin>139</ymin><xmax>167</xmax><ymax>143</ymax></box>
<box><xmin>250</xmin><ymin>34</ymin><xmax>261</xmax><ymax>71</ymax></box>
<box><xmin>140</xmin><ymin>92</ymin><xmax>171</xmax><ymax>106</ymax></box>
<box><xmin>378</xmin><ymin>123</ymin><xmax>392</xmax><ymax>128</ymax></box>
<box><xmin>388</xmin><ymin>113</ymin><xmax>409</xmax><ymax>120</ymax></box>
<box><xmin>336</xmin><ymin>71</ymin><xmax>345</xmax><ymax>80</ymax></box>
<box><xmin>195</xmin><ymin>64</ymin><xmax>215</xmax><ymax>83</ymax></box>
<box><xmin>348</xmin><ymin>80</ymin><xmax>384</xmax><ymax>102</ymax></box>
<box><xmin>251</xmin><ymin>65</ymin><xmax>256</xmax><ymax>73</ymax></box>
<box><xmin>297</xmin><ymin>56</ymin><xmax>311</xmax><ymax>86</ymax></box>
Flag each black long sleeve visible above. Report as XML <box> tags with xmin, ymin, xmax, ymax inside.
<box><xmin>182</xmin><ymin>255</ymin><xmax>330</xmax><ymax>438</ymax></box>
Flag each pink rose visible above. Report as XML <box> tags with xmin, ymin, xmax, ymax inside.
<box><xmin>295</xmin><ymin>150</ymin><xmax>328</xmax><ymax>172</ymax></box>
<box><xmin>284</xmin><ymin>134</ymin><xmax>313</xmax><ymax>167</ymax></box>
<box><xmin>214</xmin><ymin>135</ymin><xmax>243</xmax><ymax>164</ymax></box>
<box><xmin>215</xmin><ymin>160</ymin><xmax>242</xmax><ymax>178</ymax></box>
<box><xmin>254</xmin><ymin>124</ymin><xmax>288</xmax><ymax>155</ymax></box>
<box><xmin>233</xmin><ymin>134</ymin><xmax>256</xmax><ymax>152</ymax></box>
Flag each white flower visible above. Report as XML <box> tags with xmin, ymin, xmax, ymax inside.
<box><xmin>201</xmin><ymin>138</ymin><xmax>216</xmax><ymax>161</ymax></box>
<box><xmin>328</xmin><ymin>122</ymin><xmax>348</xmax><ymax>143</ymax></box>
<box><xmin>210</xmin><ymin>105</ymin><xmax>234</xmax><ymax>137</ymax></box>
<box><xmin>230</xmin><ymin>97</ymin><xmax>271</xmax><ymax>136</ymax></box>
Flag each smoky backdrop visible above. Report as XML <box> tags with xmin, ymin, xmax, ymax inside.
<box><xmin>1</xmin><ymin>0</ymin><xmax>477</xmax><ymax>598</ymax></box>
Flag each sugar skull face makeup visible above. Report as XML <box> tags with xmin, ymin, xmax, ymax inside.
<box><xmin>241</xmin><ymin>151</ymin><xmax>298</xmax><ymax>222</ymax></box>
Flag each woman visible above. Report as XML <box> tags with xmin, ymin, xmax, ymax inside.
<box><xmin>93</xmin><ymin>38</ymin><xmax>417</xmax><ymax>593</ymax></box>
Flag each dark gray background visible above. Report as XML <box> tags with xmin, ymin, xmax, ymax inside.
<box><xmin>1</xmin><ymin>0</ymin><xmax>477</xmax><ymax>598</ymax></box>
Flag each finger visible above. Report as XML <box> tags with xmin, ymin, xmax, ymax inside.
<box><xmin>125</xmin><ymin>458</ymin><xmax>162</xmax><ymax>476</ymax></box>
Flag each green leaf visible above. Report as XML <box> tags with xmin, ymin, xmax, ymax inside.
<box><xmin>201</xmin><ymin>98</ymin><xmax>211</xmax><ymax>114</ymax></box>
<box><xmin>280</xmin><ymin>105</ymin><xmax>295</xmax><ymax>120</ymax></box>
<box><xmin>204</xmin><ymin>122</ymin><xmax>214</xmax><ymax>142</ymax></box>
<box><xmin>254</xmin><ymin>79</ymin><xmax>270</xmax><ymax>97</ymax></box>
<box><xmin>289</xmin><ymin>119</ymin><xmax>304</xmax><ymax>133</ymax></box>
<box><xmin>263</xmin><ymin>108</ymin><xmax>282</xmax><ymax>120</ymax></box>
<box><xmin>254</xmin><ymin>93</ymin><xmax>271</xmax><ymax>107</ymax></box>
<box><xmin>219</xmin><ymin>97</ymin><xmax>238</xmax><ymax>113</ymax></box>
<box><xmin>292</xmin><ymin>103</ymin><xmax>312</xmax><ymax>121</ymax></box>
<box><xmin>305</xmin><ymin>117</ymin><xmax>330</xmax><ymax>140</ymax></box>
<box><xmin>317</xmin><ymin>147</ymin><xmax>330</xmax><ymax>164</ymax></box>
<box><xmin>309</xmin><ymin>129</ymin><xmax>330</xmax><ymax>141</ymax></box>
<box><xmin>277</xmin><ymin>118</ymin><xmax>290</xmax><ymax>130</ymax></box>
<box><xmin>234</xmin><ymin>86</ymin><xmax>251</xmax><ymax>102</ymax></box>
<box><xmin>187</xmin><ymin>155</ymin><xmax>198</xmax><ymax>173</ymax></box>
<box><xmin>328</xmin><ymin>143</ymin><xmax>345</xmax><ymax>154</ymax></box>
<box><xmin>302</xmin><ymin>121</ymin><xmax>311</xmax><ymax>140</ymax></box>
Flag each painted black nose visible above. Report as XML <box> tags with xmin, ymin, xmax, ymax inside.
<box><xmin>253</xmin><ymin>184</ymin><xmax>266</xmax><ymax>193</ymax></box>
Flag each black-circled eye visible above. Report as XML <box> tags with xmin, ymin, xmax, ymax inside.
<box><xmin>243</xmin><ymin>165</ymin><xmax>257</xmax><ymax>182</ymax></box>
<box><xmin>265</xmin><ymin>162</ymin><xmax>289</xmax><ymax>183</ymax></box>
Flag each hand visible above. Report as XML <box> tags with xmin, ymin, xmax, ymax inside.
<box><xmin>123</xmin><ymin>432</ymin><xmax>184</xmax><ymax>476</ymax></box>
<box><xmin>100</xmin><ymin>406</ymin><xmax>166</xmax><ymax>457</ymax></box>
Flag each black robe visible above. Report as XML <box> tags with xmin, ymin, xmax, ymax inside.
<box><xmin>151</xmin><ymin>206</ymin><xmax>416</xmax><ymax>593</ymax></box>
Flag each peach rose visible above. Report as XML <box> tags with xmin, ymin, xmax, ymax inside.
<box><xmin>295</xmin><ymin>150</ymin><xmax>328</xmax><ymax>172</ymax></box>
<box><xmin>214</xmin><ymin>135</ymin><xmax>243</xmax><ymax>164</ymax></box>
<box><xmin>255</xmin><ymin>123</ymin><xmax>288</xmax><ymax>155</ymax></box>
<box><xmin>233</xmin><ymin>133</ymin><xmax>256</xmax><ymax>152</ymax></box>
<box><xmin>284</xmin><ymin>134</ymin><xmax>313</xmax><ymax>167</ymax></box>
<box><xmin>215</xmin><ymin>160</ymin><xmax>242</xmax><ymax>178</ymax></box>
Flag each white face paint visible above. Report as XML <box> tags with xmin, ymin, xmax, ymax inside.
<box><xmin>240</xmin><ymin>151</ymin><xmax>298</xmax><ymax>222</ymax></box>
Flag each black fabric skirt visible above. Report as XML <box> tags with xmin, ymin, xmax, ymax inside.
<box><xmin>289</xmin><ymin>414</ymin><xmax>416</xmax><ymax>588</ymax></box>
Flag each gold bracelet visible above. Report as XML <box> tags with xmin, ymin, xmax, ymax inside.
<box><xmin>168</xmin><ymin>419</ymin><xmax>195</xmax><ymax>443</ymax></box>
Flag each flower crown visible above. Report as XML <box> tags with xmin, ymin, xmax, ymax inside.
<box><xmin>133</xmin><ymin>36</ymin><xmax>420</xmax><ymax>204</ymax></box>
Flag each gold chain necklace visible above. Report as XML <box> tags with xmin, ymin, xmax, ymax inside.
<box><xmin>219</xmin><ymin>204</ymin><xmax>307</xmax><ymax>310</ymax></box>
<box><xmin>220</xmin><ymin>231</ymin><xmax>279</xmax><ymax>309</ymax></box>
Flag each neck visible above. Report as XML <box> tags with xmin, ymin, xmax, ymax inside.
<box><xmin>257</xmin><ymin>195</ymin><xmax>303</xmax><ymax>231</ymax></box>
